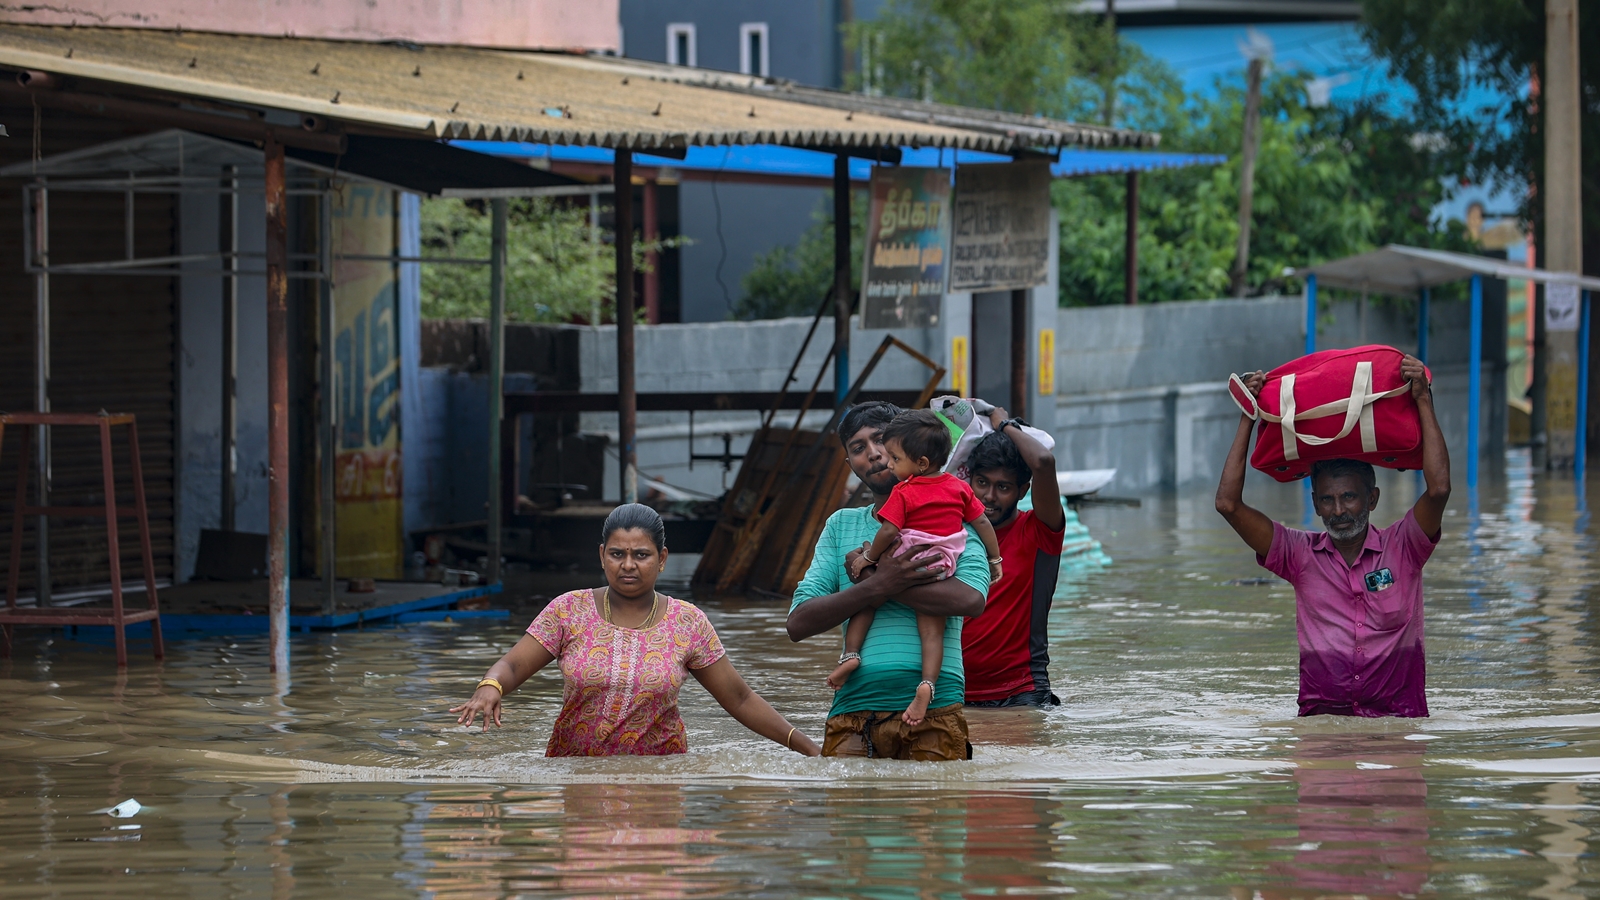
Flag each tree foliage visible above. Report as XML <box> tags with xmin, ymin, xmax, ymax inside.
<box><xmin>1060</xmin><ymin>75</ymin><xmax>1473</xmax><ymax>304</ymax></box>
<box><xmin>419</xmin><ymin>197</ymin><xmax>681</xmax><ymax>323</ymax></box>
<box><xmin>725</xmin><ymin>0</ymin><xmax>1480</xmax><ymax>315</ymax></box>
<box><xmin>847</xmin><ymin>0</ymin><xmax>1100</xmax><ymax>117</ymax></box>
<box><xmin>735</xmin><ymin>195</ymin><xmax>866</xmax><ymax>320</ymax></box>
<box><xmin>1358</xmin><ymin>0</ymin><xmax>1600</xmax><ymax>271</ymax></box>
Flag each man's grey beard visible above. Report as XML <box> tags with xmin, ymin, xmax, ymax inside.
<box><xmin>1323</xmin><ymin>508</ymin><xmax>1370</xmax><ymax>542</ymax></box>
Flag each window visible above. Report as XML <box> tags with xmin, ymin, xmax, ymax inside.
<box><xmin>739</xmin><ymin>22</ymin><xmax>769</xmax><ymax>77</ymax></box>
<box><xmin>667</xmin><ymin>23</ymin><xmax>696</xmax><ymax>67</ymax></box>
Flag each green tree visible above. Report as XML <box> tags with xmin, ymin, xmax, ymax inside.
<box><xmin>847</xmin><ymin>0</ymin><xmax>1095</xmax><ymax>116</ymax></box>
<box><xmin>419</xmin><ymin>197</ymin><xmax>681</xmax><ymax>323</ymax></box>
<box><xmin>735</xmin><ymin>194</ymin><xmax>866</xmax><ymax>320</ymax></box>
<box><xmin>731</xmin><ymin>0</ymin><xmax>1473</xmax><ymax>311</ymax></box>
<box><xmin>1358</xmin><ymin>0</ymin><xmax>1600</xmax><ymax>271</ymax></box>
<box><xmin>1060</xmin><ymin>74</ymin><xmax>1473</xmax><ymax>305</ymax></box>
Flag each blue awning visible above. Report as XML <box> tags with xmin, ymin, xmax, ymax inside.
<box><xmin>451</xmin><ymin>142</ymin><xmax>1225</xmax><ymax>181</ymax></box>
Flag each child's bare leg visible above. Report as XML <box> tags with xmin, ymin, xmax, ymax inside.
<box><xmin>902</xmin><ymin>613</ymin><xmax>945</xmax><ymax>725</ymax></box>
<box><xmin>827</xmin><ymin>609</ymin><xmax>874</xmax><ymax>690</ymax></box>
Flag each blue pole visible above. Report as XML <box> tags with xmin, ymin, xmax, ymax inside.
<box><xmin>1303</xmin><ymin>273</ymin><xmax>1318</xmax><ymax>517</ymax></box>
<box><xmin>1304</xmin><ymin>273</ymin><xmax>1317</xmax><ymax>356</ymax></box>
<box><xmin>1468</xmin><ymin>274</ymin><xmax>1482</xmax><ymax>490</ymax></box>
<box><xmin>1577</xmin><ymin>290</ymin><xmax>1591</xmax><ymax>483</ymax></box>
<box><xmin>1417</xmin><ymin>287</ymin><xmax>1430</xmax><ymax>363</ymax></box>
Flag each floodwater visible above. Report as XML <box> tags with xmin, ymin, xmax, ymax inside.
<box><xmin>3</xmin><ymin>449</ymin><xmax>1599</xmax><ymax>898</ymax></box>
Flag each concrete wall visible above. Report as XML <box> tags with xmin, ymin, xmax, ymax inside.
<box><xmin>175</xmin><ymin>188</ymin><xmax>271</xmax><ymax>582</ymax></box>
<box><xmin>576</xmin><ymin>315</ymin><xmax>946</xmax><ymax>500</ymax></box>
<box><xmin>1053</xmin><ymin>293</ymin><xmax>1508</xmax><ymax>493</ymax></box>
<box><xmin>407</xmin><ymin>285</ymin><xmax>1510</xmax><ymax>524</ymax></box>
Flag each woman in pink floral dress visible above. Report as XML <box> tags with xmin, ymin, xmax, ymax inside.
<box><xmin>451</xmin><ymin>504</ymin><xmax>821</xmax><ymax>757</ymax></box>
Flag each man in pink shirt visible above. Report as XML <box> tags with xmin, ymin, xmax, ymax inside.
<box><xmin>1215</xmin><ymin>355</ymin><xmax>1450</xmax><ymax>718</ymax></box>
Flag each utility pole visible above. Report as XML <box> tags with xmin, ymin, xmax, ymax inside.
<box><xmin>1102</xmin><ymin>0</ymin><xmax>1117</xmax><ymax>126</ymax></box>
<box><xmin>1543</xmin><ymin>0</ymin><xmax>1583</xmax><ymax>468</ymax></box>
<box><xmin>1230</xmin><ymin>56</ymin><xmax>1264</xmax><ymax>298</ymax></box>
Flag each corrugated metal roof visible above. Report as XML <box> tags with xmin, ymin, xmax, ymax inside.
<box><xmin>0</xmin><ymin>25</ymin><xmax>1158</xmax><ymax>153</ymax></box>
<box><xmin>1299</xmin><ymin>245</ymin><xmax>1600</xmax><ymax>296</ymax></box>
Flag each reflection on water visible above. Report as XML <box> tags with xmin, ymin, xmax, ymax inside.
<box><xmin>2</xmin><ymin>450</ymin><xmax>1599</xmax><ymax>896</ymax></box>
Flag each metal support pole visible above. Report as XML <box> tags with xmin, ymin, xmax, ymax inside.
<box><xmin>32</xmin><ymin>185</ymin><xmax>50</xmax><ymax>607</ymax></box>
<box><xmin>642</xmin><ymin>178</ymin><xmax>660</xmax><ymax>325</ymax></box>
<box><xmin>124</xmin><ymin>173</ymin><xmax>134</xmax><ymax>261</ymax></box>
<box><xmin>589</xmin><ymin>192</ymin><xmax>602</xmax><ymax>329</ymax></box>
<box><xmin>615</xmin><ymin>151</ymin><xmax>638</xmax><ymax>503</ymax></box>
<box><xmin>1124</xmin><ymin>171</ymin><xmax>1138</xmax><ymax>305</ymax></box>
<box><xmin>1230</xmin><ymin>57</ymin><xmax>1264</xmax><ymax>298</ymax></box>
<box><xmin>264</xmin><ymin>135</ymin><xmax>291</xmax><ymax>675</ymax></box>
<box><xmin>1304</xmin><ymin>273</ymin><xmax>1317</xmax><ymax>356</ymax></box>
<box><xmin>1010</xmin><ymin>288</ymin><xmax>1028</xmax><ymax>417</ymax></box>
<box><xmin>487</xmin><ymin>198</ymin><xmax>507</xmax><ymax>582</ymax></box>
<box><xmin>319</xmin><ymin>189</ymin><xmax>337</xmax><ymax>614</ymax></box>
<box><xmin>1578</xmin><ymin>290</ymin><xmax>1591</xmax><ymax>483</ymax></box>
<box><xmin>221</xmin><ymin>165</ymin><xmax>239</xmax><ymax>532</ymax></box>
<box><xmin>1417</xmin><ymin>286</ymin><xmax>1430</xmax><ymax>364</ymax></box>
<box><xmin>833</xmin><ymin>154</ymin><xmax>852</xmax><ymax>405</ymax></box>
<box><xmin>1468</xmin><ymin>274</ymin><xmax>1483</xmax><ymax>490</ymax></box>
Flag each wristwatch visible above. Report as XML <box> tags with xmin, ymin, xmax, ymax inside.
<box><xmin>998</xmin><ymin>416</ymin><xmax>1031</xmax><ymax>433</ymax></box>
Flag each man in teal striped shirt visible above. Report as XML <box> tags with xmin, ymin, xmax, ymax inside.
<box><xmin>787</xmin><ymin>402</ymin><xmax>990</xmax><ymax>760</ymax></box>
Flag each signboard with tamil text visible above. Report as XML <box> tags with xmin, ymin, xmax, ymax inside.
<box><xmin>860</xmin><ymin>167</ymin><xmax>951</xmax><ymax>329</ymax></box>
<box><xmin>950</xmin><ymin>161</ymin><xmax>1052</xmax><ymax>292</ymax></box>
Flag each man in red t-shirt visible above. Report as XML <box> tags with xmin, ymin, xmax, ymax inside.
<box><xmin>960</xmin><ymin>407</ymin><xmax>1067</xmax><ymax>707</ymax></box>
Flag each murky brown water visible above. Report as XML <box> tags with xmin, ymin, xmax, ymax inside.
<box><xmin>3</xmin><ymin>449</ymin><xmax>1599</xmax><ymax>897</ymax></box>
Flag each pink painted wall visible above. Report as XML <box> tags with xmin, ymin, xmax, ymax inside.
<box><xmin>0</xmin><ymin>1</ymin><xmax>620</xmax><ymax>51</ymax></box>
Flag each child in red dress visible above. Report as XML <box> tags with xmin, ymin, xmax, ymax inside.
<box><xmin>834</xmin><ymin>409</ymin><xmax>1003</xmax><ymax>725</ymax></box>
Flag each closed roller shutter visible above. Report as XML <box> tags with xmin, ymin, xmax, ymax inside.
<box><xmin>0</xmin><ymin>105</ymin><xmax>174</xmax><ymax>596</ymax></box>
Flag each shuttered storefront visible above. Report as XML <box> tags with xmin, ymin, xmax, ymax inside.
<box><xmin>0</xmin><ymin>106</ymin><xmax>173</xmax><ymax>595</ymax></box>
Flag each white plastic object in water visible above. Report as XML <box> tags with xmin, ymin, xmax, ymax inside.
<box><xmin>1056</xmin><ymin>469</ymin><xmax>1116</xmax><ymax>497</ymax></box>
<box><xmin>105</xmin><ymin>799</ymin><xmax>141</xmax><ymax>818</ymax></box>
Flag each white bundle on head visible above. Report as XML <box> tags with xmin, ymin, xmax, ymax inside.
<box><xmin>929</xmin><ymin>396</ymin><xmax>1054</xmax><ymax>480</ymax></box>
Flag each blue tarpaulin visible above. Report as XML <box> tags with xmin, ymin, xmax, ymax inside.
<box><xmin>451</xmin><ymin>142</ymin><xmax>1225</xmax><ymax>181</ymax></box>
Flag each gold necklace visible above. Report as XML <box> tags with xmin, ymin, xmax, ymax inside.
<box><xmin>602</xmin><ymin>587</ymin><xmax>659</xmax><ymax>628</ymax></box>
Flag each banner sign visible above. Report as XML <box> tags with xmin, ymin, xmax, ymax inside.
<box><xmin>860</xmin><ymin>167</ymin><xmax>951</xmax><ymax>329</ymax></box>
<box><xmin>950</xmin><ymin>161</ymin><xmax>1052</xmax><ymax>292</ymax></box>
<box><xmin>330</xmin><ymin>183</ymin><xmax>403</xmax><ymax>579</ymax></box>
<box><xmin>1038</xmin><ymin>328</ymin><xmax>1055</xmax><ymax>396</ymax></box>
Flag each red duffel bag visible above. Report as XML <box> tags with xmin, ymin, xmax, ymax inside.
<box><xmin>1228</xmin><ymin>345</ymin><xmax>1429</xmax><ymax>483</ymax></box>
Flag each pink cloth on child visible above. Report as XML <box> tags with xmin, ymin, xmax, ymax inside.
<box><xmin>891</xmin><ymin>527</ymin><xmax>969</xmax><ymax>579</ymax></box>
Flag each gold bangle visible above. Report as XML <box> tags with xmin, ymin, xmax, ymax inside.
<box><xmin>784</xmin><ymin>726</ymin><xmax>796</xmax><ymax>749</ymax></box>
<box><xmin>476</xmin><ymin>677</ymin><xmax>504</xmax><ymax>695</ymax></box>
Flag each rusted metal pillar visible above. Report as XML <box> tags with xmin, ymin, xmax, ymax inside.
<box><xmin>1124</xmin><ymin>171</ymin><xmax>1139</xmax><ymax>305</ymax></box>
<box><xmin>264</xmin><ymin>135</ymin><xmax>290</xmax><ymax>674</ymax></box>
<box><xmin>32</xmin><ymin>184</ymin><xmax>50</xmax><ymax>607</ymax></box>
<box><xmin>834</xmin><ymin>155</ymin><xmax>852</xmax><ymax>404</ymax></box>
<box><xmin>1009</xmin><ymin>288</ymin><xmax>1028</xmax><ymax>418</ymax></box>
<box><xmin>221</xmin><ymin>165</ymin><xmax>239</xmax><ymax>532</ymax></box>
<box><xmin>642</xmin><ymin>178</ymin><xmax>660</xmax><ymax>324</ymax></box>
<box><xmin>615</xmin><ymin>150</ymin><xmax>638</xmax><ymax>503</ymax></box>
<box><xmin>487</xmin><ymin>198</ymin><xmax>507</xmax><ymax>582</ymax></box>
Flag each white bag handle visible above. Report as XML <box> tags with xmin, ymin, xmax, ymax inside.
<box><xmin>1256</xmin><ymin>362</ymin><xmax>1410</xmax><ymax>462</ymax></box>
